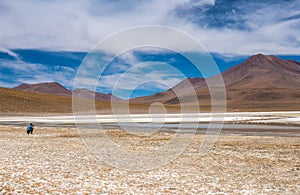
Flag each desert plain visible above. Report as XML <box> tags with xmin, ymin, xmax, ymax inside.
<box><xmin>0</xmin><ymin>113</ymin><xmax>299</xmax><ymax>194</ymax></box>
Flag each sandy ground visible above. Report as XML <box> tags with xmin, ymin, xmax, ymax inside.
<box><xmin>0</xmin><ymin>125</ymin><xmax>299</xmax><ymax>194</ymax></box>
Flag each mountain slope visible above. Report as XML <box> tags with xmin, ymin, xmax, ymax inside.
<box><xmin>14</xmin><ymin>82</ymin><xmax>71</xmax><ymax>96</ymax></box>
<box><xmin>131</xmin><ymin>54</ymin><xmax>300</xmax><ymax>110</ymax></box>
<box><xmin>220</xmin><ymin>54</ymin><xmax>300</xmax><ymax>89</ymax></box>
<box><xmin>0</xmin><ymin>87</ymin><xmax>73</xmax><ymax>114</ymax></box>
<box><xmin>173</xmin><ymin>54</ymin><xmax>300</xmax><ymax>91</ymax></box>
<box><xmin>0</xmin><ymin>87</ymin><xmax>120</xmax><ymax>114</ymax></box>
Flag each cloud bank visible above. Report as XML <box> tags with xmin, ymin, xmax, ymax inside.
<box><xmin>0</xmin><ymin>0</ymin><xmax>299</xmax><ymax>55</ymax></box>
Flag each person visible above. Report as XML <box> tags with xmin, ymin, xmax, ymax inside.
<box><xmin>26</xmin><ymin>123</ymin><xmax>34</xmax><ymax>134</ymax></box>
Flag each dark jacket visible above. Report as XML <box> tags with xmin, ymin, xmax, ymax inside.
<box><xmin>26</xmin><ymin>124</ymin><xmax>33</xmax><ymax>131</ymax></box>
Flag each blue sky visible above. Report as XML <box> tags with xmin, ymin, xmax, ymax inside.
<box><xmin>0</xmin><ymin>0</ymin><xmax>299</xmax><ymax>98</ymax></box>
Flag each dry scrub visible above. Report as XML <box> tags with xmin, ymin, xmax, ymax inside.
<box><xmin>0</xmin><ymin>125</ymin><xmax>299</xmax><ymax>194</ymax></box>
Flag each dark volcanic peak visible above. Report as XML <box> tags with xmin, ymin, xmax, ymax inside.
<box><xmin>14</xmin><ymin>82</ymin><xmax>71</xmax><ymax>96</ymax></box>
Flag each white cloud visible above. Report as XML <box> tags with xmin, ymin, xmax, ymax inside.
<box><xmin>0</xmin><ymin>0</ymin><xmax>190</xmax><ymax>51</ymax></box>
<box><xmin>0</xmin><ymin>80</ymin><xmax>17</xmax><ymax>88</ymax></box>
<box><xmin>0</xmin><ymin>59</ymin><xmax>76</xmax><ymax>88</ymax></box>
<box><xmin>96</xmin><ymin>61</ymin><xmax>185</xmax><ymax>98</ymax></box>
<box><xmin>0</xmin><ymin>59</ymin><xmax>47</xmax><ymax>72</ymax></box>
<box><xmin>182</xmin><ymin>0</ymin><xmax>215</xmax><ymax>7</ymax></box>
<box><xmin>0</xmin><ymin>47</ymin><xmax>19</xmax><ymax>58</ymax></box>
<box><xmin>118</xmin><ymin>51</ymin><xmax>140</xmax><ymax>67</ymax></box>
<box><xmin>0</xmin><ymin>0</ymin><xmax>299</xmax><ymax>55</ymax></box>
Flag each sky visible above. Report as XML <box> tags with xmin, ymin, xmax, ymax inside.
<box><xmin>0</xmin><ymin>0</ymin><xmax>299</xmax><ymax>54</ymax></box>
<box><xmin>0</xmin><ymin>0</ymin><xmax>299</xmax><ymax>98</ymax></box>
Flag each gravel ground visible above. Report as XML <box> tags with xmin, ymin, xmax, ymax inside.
<box><xmin>0</xmin><ymin>125</ymin><xmax>299</xmax><ymax>194</ymax></box>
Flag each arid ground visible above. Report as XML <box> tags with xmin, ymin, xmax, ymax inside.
<box><xmin>0</xmin><ymin>125</ymin><xmax>299</xmax><ymax>194</ymax></box>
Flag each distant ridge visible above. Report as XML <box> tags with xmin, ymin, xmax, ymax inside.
<box><xmin>14</xmin><ymin>82</ymin><xmax>71</xmax><ymax>96</ymax></box>
<box><xmin>73</xmin><ymin>88</ymin><xmax>120</xmax><ymax>101</ymax></box>
<box><xmin>13</xmin><ymin>82</ymin><xmax>120</xmax><ymax>101</ymax></box>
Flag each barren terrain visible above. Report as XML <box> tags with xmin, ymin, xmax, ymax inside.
<box><xmin>0</xmin><ymin>125</ymin><xmax>299</xmax><ymax>194</ymax></box>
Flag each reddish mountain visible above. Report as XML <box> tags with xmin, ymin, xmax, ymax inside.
<box><xmin>173</xmin><ymin>54</ymin><xmax>300</xmax><ymax>91</ymax></box>
<box><xmin>14</xmin><ymin>82</ymin><xmax>71</xmax><ymax>96</ymax></box>
<box><xmin>13</xmin><ymin>82</ymin><xmax>120</xmax><ymax>101</ymax></box>
<box><xmin>220</xmin><ymin>54</ymin><xmax>300</xmax><ymax>89</ymax></box>
<box><xmin>131</xmin><ymin>54</ymin><xmax>300</xmax><ymax>110</ymax></box>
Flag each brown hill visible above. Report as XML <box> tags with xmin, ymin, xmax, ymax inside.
<box><xmin>0</xmin><ymin>87</ymin><xmax>176</xmax><ymax>115</ymax></box>
<box><xmin>14</xmin><ymin>82</ymin><xmax>120</xmax><ymax>101</ymax></box>
<box><xmin>0</xmin><ymin>86</ymin><xmax>73</xmax><ymax>114</ymax></box>
<box><xmin>0</xmin><ymin>86</ymin><xmax>130</xmax><ymax>114</ymax></box>
<box><xmin>131</xmin><ymin>54</ymin><xmax>300</xmax><ymax>111</ymax></box>
<box><xmin>14</xmin><ymin>82</ymin><xmax>71</xmax><ymax>96</ymax></box>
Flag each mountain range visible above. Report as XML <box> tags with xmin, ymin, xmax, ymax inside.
<box><xmin>1</xmin><ymin>53</ymin><xmax>300</xmax><ymax>113</ymax></box>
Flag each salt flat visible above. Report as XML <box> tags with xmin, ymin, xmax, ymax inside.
<box><xmin>0</xmin><ymin>111</ymin><xmax>299</xmax><ymax>193</ymax></box>
<box><xmin>1</xmin><ymin>111</ymin><xmax>300</xmax><ymax>125</ymax></box>
<box><xmin>0</xmin><ymin>126</ymin><xmax>299</xmax><ymax>194</ymax></box>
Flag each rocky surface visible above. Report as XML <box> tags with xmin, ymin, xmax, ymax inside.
<box><xmin>0</xmin><ymin>125</ymin><xmax>299</xmax><ymax>194</ymax></box>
